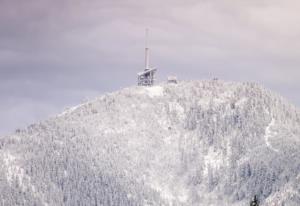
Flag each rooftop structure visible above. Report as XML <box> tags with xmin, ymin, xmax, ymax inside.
<box><xmin>138</xmin><ymin>29</ymin><xmax>157</xmax><ymax>86</ymax></box>
<box><xmin>167</xmin><ymin>76</ymin><xmax>178</xmax><ymax>84</ymax></box>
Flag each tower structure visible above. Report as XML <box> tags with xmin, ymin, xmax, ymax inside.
<box><xmin>137</xmin><ymin>29</ymin><xmax>157</xmax><ymax>86</ymax></box>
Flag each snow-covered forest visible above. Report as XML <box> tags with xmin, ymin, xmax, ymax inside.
<box><xmin>0</xmin><ymin>80</ymin><xmax>299</xmax><ymax>206</ymax></box>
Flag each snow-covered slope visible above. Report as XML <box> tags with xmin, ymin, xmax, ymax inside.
<box><xmin>0</xmin><ymin>80</ymin><xmax>300</xmax><ymax>206</ymax></box>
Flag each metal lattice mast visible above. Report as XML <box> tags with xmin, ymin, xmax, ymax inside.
<box><xmin>145</xmin><ymin>28</ymin><xmax>150</xmax><ymax>71</ymax></box>
<box><xmin>137</xmin><ymin>28</ymin><xmax>157</xmax><ymax>86</ymax></box>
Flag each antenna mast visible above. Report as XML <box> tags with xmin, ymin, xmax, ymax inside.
<box><xmin>145</xmin><ymin>28</ymin><xmax>150</xmax><ymax>70</ymax></box>
<box><xmin>137</xmin><ymin>28</ymin><xmax>157</xmax><ymax>86</ymax></box>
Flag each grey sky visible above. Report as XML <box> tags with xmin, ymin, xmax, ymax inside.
<box><xmin>1</xmin><ymin>0</ymin><xmax>300</xmax><ymax>135</ymax></box>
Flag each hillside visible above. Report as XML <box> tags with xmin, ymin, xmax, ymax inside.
<box><xmin>0</xmin><ymin>80</ymin><xmax>300</xmax><ymax>206</ymax></box>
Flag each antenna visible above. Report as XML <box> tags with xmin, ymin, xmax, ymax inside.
<box><xmin>137</xmin><ymin>28</ymin><xmax>157</xmax><ymax>86</ymax></box>
<box><xmin>145</xmin><ymin>28</ymin><xmax>150</xmax><ymax>70</ymax></box>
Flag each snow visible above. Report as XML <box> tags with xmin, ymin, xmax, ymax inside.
<box><xmin>3</xmin><ymin>153</ymin><xmax>16</xmax><ymax>184</ymax></box>
<box><xmin>197</xmin><ymin>97</ymin><xmax>211</xmax><ymax>109</ymax></box>
<box><xmin>1</xmin><ymin>80</ymin><xmax>300</xmax><ymax>205</ymax></box>
<box><xmin>147</xmin><ymin>175</ymin><xmax>188</xmax><ymax>205</ymax></box>
<box><xmin>167</xmin><ymin>101</ymin><xmax>185</xmax><ymax>124</ymax></box>
<box><xmin>58</xmin><ymin>103</ymin><xmax>85</xmax><ymax>117</ymax></box>
<box><xmin>145</xmin><ymin>86</ymin><xmax>164</xmax><ymax>97</ymax></box>
<box><xmin>149</xmin><ymin>181</ymin><xmax>175</xmax><ymax>203</ymax></box>
<box><xmin>236</xmin><ymin>97</ymin><xmax>247</xmax><ymax>106</ymax></box>
<box><xmin>203</xmin><ymin>148</ymin><xmax>223</xmax><ymax>177</ymax></box>
<box><xmin>264</xmin><ymin>119</ymin><xmax>279</xmax><ymax>153</ymax></box>
<box><xmin>265</xmin><ymin>181</ymin><xmax>300</xmax><ymax>206</ymax></box>
<box><xmin>2</xmin><ymin>152</ymin><xmax>48</xmax><ymax>206</ymax></box>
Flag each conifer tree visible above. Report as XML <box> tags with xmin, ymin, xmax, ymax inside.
<box><xmin>250</xmin><ymin>195</ymin><xmax>259</xmax><ymax>206</ymax></box>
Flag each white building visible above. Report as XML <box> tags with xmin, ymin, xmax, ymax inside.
<box><xmin>167</xmin><ymin>76</ymin><xmax>178</xmax><ymax>84</ymax></box>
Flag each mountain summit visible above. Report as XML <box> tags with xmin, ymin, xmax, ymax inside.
<box><xmin>1</xmin><ymin>80</ymin><xmax>300</xmax><ymax>206</ymax></box>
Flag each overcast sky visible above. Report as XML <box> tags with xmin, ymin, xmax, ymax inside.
<box><xmin>1</xmin><ymin>0</ymin><xmax>300</xmax><ymax>135</ymax></box>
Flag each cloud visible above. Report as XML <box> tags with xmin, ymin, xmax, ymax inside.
<box><xmin>0</xmin><ymin>0</ymin><xmax>299</xmax><ymax>135</ymax></box>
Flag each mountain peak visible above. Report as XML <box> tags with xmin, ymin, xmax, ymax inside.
<box><xmin>1</xmin><ymin>80</ymin><xmax>300</xmax><ymax>206</ymax></box>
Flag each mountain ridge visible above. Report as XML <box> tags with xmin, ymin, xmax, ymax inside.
<box><xmin>0</xmin><ymin>80</ymin><xmax>300</xmax><ymax>206</ymax></box>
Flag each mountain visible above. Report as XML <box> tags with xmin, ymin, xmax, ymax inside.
<box><xmin>0</xmin><ymin>80</ymin><xmax>300</xmax><ymax>206</ymax></box>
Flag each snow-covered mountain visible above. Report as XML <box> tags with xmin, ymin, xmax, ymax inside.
<box><xmin>0</xmin><ymin>80</ymin><xmax>300</xmax><ymax>206</ymax></box>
